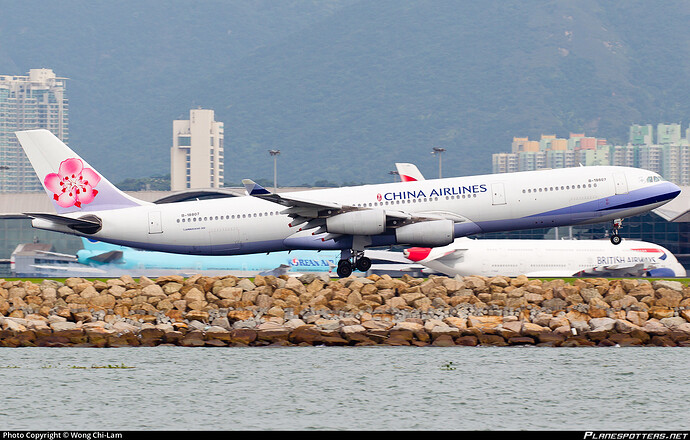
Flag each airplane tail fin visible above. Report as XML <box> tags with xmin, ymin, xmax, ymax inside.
<box><xmin>395</xmin><ymin>163</ymin><xmax>425</xmax><ymax>182</ymax></box>
<box><xmin>15</xmin><ymin>129</ymin><xmax>149</xmax><ymax>214</ymax></box>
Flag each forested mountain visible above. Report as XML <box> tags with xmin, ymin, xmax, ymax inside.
<box><xmin>1</xmin><ymin>0</ymin><xmax>689</xmax><ymax>186</ymax></box>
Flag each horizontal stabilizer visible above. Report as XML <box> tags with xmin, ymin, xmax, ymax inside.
<box><xmin>86</xmin><ymin>250</ymin><xmax>124</xmax><ymax>263</ymax></box>
<box><xmin>25</xmin><ymin>212</ymin><xmax>102</xmax><ymax>234</ymax></box>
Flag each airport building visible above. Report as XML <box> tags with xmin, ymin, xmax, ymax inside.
<box><xmin>170</xmin><ymin>108</ymin><xmax>224</xmax><ymax>191</ymax></box>
<box><xmin>493</xmin><ymin>124</ymin><xmax>690</xmax><ymax>186</ymax></box>
<box><xmin>0</xmin><ymin>68</ymin><xmax>69</xmax><ymax>193</ymax></box>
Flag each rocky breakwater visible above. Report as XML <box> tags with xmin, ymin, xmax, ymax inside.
<box><xmin>0</xmin><ymin>273</ymin><xmax>689</xmax><ymax>347</ymax></box>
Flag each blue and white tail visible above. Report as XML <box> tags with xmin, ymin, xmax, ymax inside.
<box><xmin>15</xmin><ymin>129</ymin><xmax>149</xmax><ymax>214</ymax></box>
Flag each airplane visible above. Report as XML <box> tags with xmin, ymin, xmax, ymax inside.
<box><xmin>76</xmin><ymin>238</ymin><xmax>340</xmax><ymax>277</ymax></box>
<box><xmin>402</xmin><ymin>237</ymin><xmax>687</xmax><ymax>278</ymax></box>
<box><xmin>15</xmin><ymin>129</ymin><xmax>681</xmax><ymax>278</ymax></box>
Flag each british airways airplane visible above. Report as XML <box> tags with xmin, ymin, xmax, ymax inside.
<box><xmin>402</xmin><ymin>237</ymin><xmax>687</xmax><ymax>278</ymax></box>
<box><xmin>15</xmin><ymin>129</ymin><xmax>681</xmax><ymax>278</ymax></box>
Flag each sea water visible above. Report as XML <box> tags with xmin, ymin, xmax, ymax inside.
<box><xmin>0</xmin><ymin>346</ymin><xmax>687</xmax><ymax>431</ymax></box>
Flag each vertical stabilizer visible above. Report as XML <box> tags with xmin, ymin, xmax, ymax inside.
<box><xmin>395</xmin><ymin>163</ymin><xmax>426</xmax><ymax>182</ymax></box>
<box><xmin>15</xmin><ymin>129</ymin><xmax>149</xmax><ymax>213</ymax></box>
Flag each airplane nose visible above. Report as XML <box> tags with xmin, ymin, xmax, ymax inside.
<box><xmin>404</xmin><ymin>247</ymin><xmax>432</xmax><ymax>262</ymax></box>
<box><xmin>656</xmin><ymin>181</ymin><xmax>681</xmax><ymax>203</ymax></box>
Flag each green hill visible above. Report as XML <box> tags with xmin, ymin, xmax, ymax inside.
<box><xmin>1</xmin><ymin>0</ymin><xmax>688</xmax><ymax>186</ymax></box>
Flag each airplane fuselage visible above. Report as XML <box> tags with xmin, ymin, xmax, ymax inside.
<box><xmin>31</xmin><ymin>165</ymin><xmax>680</xmax><ymax>256</ymax></box>
<box><xmin>408</xmin><ymin>238</ymin><xmax>686</xmax><ymax>278</ymax></box>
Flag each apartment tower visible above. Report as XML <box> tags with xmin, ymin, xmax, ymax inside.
<box><xmin>171</xmin><ymin>108</ymin><xmax>224</xmax><ymax>191</ymax></box>
<box><xmin>0</xmin><ymin>68</ymin><xmax>68</xmax><ymax>192</ymax></box>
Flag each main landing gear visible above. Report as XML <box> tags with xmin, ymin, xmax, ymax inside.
<box><xmin>610</xmin><ymin>218</ymin><xmax>622</xmax><ymax>245</ymax></box>
<box><xmin>336</xmin><ymin>251</ymin><xmax>372</xmax><ymax>278</ymax></box>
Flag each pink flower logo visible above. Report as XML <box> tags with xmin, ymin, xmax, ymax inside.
<box><xmin>44</xmin><ymin>158</ymin><xmax>101</xmax><ymax>208</ymax></box>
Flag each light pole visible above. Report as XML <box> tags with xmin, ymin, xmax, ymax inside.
<box><xmin>269</xmin><ymin>149</ymin><xmax>280</xmax><ymax>191</ymax></box>
<box><xmin>431</xmin><ymin>147</ymin><xmax>446</xmax><ymax>178</ymax></box>
<box><xmin>388</xmin><ymin>170</ymin><xmax>399</xmax><ymax>182</ymax></box>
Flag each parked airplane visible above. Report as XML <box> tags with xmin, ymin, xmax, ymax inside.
<box><xmin>76</xmin><ymin>238</ymin><xmax>339</xmax><ymax>277</ymax></box>
<box><xmin>403</xmin><ymin>237</ymin><xmax>687</xmax><ymax>278</ymax></box>
<box><xmin>16</xmin><ymin>129</ymin><xmax>681</xmax><ymax>278</ymax></box>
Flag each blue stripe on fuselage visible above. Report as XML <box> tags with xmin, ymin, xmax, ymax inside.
<box><xmin>525</xmin><ymin>182</ymin><xmax>679</xmax><ymax>219</ymax></box>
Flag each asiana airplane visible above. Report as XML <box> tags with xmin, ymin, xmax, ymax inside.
<box><xmin>16</xmin><ymin>129</ymin><xmax>681</xmax><ymax>278</ymax></box>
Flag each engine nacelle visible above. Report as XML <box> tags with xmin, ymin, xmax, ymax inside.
<box><xmin>644</xmin><ymin>268</ymin><xmax>677</xmax><ymax>278</ymax></box>
<box><xmin>326</xmin><ymin>209</ymin><xmax>386</xmax><ymax>235</ymax></box>
<box><xmin>395</xmin><ymin>220</ymin><xmax>454</xmax><ymax>246</ymax></box>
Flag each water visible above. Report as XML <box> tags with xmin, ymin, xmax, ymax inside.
<box><xmin>0</xmin><ymin>346</ymin><xmax>688</xmax><ymax>431</ymax></box>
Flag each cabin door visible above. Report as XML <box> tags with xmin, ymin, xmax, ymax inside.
<box><xmin>148</xmin><ymin>211</ymin><xmax>163</xmax><ymax>234</ymax></box>
<box><xmin>491</xmin><ymin>183</ymin><xmax>506</xmax><ymax>205</ymax></box>
<box><xmin>613</xmin><ymin>173</ymin><xmax>629</xmax><ymax>195</ymax></box>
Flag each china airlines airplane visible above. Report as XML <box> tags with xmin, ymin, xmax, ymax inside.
<box><xmin>402</xmin><ymin>238</ymin><xmax>686</xmax><ymax>278</ymax></box>
<box><xmin>15</xmin><ymin>129</ymin><xmax>681</xmax><ymax>278</ymax></box>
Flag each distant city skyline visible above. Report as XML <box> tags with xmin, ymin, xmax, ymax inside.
<box><xmin>493</xmin><ymin>123</ymin><xmax>690</xmax><ymax>186</ymax></box>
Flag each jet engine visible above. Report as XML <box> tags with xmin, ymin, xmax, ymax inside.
<box><xmin>326</xmin><ymin>209</ymin><xmax>386</xmax><ymax>235</ymax></box>
<box><xmin>644</xmin><ymin>268</ymin><xmax>677</xmax><ymax>278</ymax></box>
<box><xmin>395</xmin><ymin>219</ymin><xmax>454</xmax><ymax>246</ymax></box>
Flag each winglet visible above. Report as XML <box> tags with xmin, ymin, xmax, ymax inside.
<box><xmin>242</xmin><ymin>179</ymin><xmax>271</xmax><ymax>196</ymax></box>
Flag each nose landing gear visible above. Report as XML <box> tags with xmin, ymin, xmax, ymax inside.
<box><xmin>610</xmin><ymin>218</ymin><xmax>622</xmax><ymax>245</ymax></box>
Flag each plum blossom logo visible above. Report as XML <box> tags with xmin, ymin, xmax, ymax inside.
<box><xmin>44</xmin><ymin>158</ymin><xmax>101</xmax><ymax>208</ymax></box>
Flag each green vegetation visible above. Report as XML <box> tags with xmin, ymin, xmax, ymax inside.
<box><xmin>2</xmin><ymin>2</ymin><xmax>689</xmax><ymax>185</ymax></box>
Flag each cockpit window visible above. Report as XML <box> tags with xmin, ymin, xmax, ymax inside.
<box><xmin>646</xmin><ymin>175</ymin><xmax>663</xmax><ymax>183</ymax></box>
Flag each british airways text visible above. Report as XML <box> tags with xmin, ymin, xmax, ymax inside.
<box><xmin>597</xmin><ymin>255</ymin><xmax>658</xmax><ymax>265</ymax></box>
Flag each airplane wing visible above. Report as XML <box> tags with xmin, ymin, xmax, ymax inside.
<box><xmin>242</xmin><ymin>179</ymin><xmax>457</xmax><ymax>240</ymax></box>
<box><xmin>369</xmin><ymin>263</ymin><xmax>431</xmax><ymax>273</ymax></box>
<box><xmin>579</xmin><ymin>263</ymin><xmax>646</xmax><ymax>277</ymax></box>
<box><xmin>363</xmin><ymin>249</ymin><xmax>414</xmax><ymax>264</ymax></box>
<box><xmin>35</xmin><ymin>250</ymin><xmax>79</xmax><ymax>259</ymax></box>
<box><xmin>30</xmin><ymin>264</ymin><xmax>108</xmax><ymax>275</ymax></box>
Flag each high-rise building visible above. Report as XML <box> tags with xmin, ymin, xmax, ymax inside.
<box><xmin>492</xmin><ymin>152</ymin><xmax>518</xmax><ymax>174</ymax></box>
<box><xmin>657</xmin><ymin>123</ymin><xmax>682</xmax><ymax>145</ymax></box>
<box><xmin>170</xmin><ymin>108</ymin><xmax>224</xmax><ymax>191</ymax></box>
<box><xmin>0</xmin><ymin>68</ymin><xmax>68</xmax><ymax>192</ymax></box>
<box><xmin>629</xmin><ymin>124</ymin><xmax>653</xmax><ymax>145</ymax></box>
<box><xmin>493</xmin><ymin>125</ymin><xmax>690</xmax><ymax>186</ymax></box>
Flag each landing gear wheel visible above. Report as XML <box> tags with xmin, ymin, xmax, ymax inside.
<box><xmin>610</xmin><ymin>234</ymin><xmax>622</xmax><ymax>245</ymax></box>
<box><xmin>355</xmin><ymin>256</ymin><xmax>372</xmax><ymax>272</ymax></box>
<box><xmin>337</xmin><ymin>260</ymin><xmax>353</xmax><ymax>278</ymax></box>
